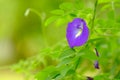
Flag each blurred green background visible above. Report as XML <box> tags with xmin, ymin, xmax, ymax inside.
<box><xmin>0</xmin><ymin>0</ymin><xmax>120</xmax><ymax>80</ymax></box>
<box><xmin>0</xmin><ymin>0</ymin><xmax>68</xmax><ymax>79</ymax></box>
<box><xmin>0</xmin><ymin>0</ymin><xmax>65</xmax><ymax>64</ymax></box>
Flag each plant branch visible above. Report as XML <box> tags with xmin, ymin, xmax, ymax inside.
<box><xmin>91</xmin><ymin>0</ymin><xmax>98</xmax><ymax>31</ymax></box>
<box><xmin>74</xmin><ymin>57</ymin><xmax>81</xmax><ymax>70</ymax></box>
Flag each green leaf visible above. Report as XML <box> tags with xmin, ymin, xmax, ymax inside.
<box><xmin>81</xmin><ymin>49</ymin><xmax>97</xmax><ymax>61</ymax></box>
<box><xmin>59</xmin><ymin>2</ymin><xmax>73</xmax><ymax>10</ymax></box>
<box><xmin>87</xmin><ymin>38</ymin><xmax>104</xmax><ymax>43</ymax></box>
<box><xmin>58</xmin><ymin>57</ymin><xmax>75</xmax><ymax>67</ymax></box>
<box><xmin>46</xmin><ymin>71</ymin><xmax>60</xmax><ymax>80</ymax></box>
<box><xmin>50</xmin><ymin>9</ymin><xmax>64</xmax><ymax>15</ymax></box>
<box><xmin>59</xmin><ymin>47</ymin><xmax>76</xmax><ymax>60</ymax></box>
<box><xmin>45</xmin><ymin>16</ymin><xmax>59</xmax><ymax>26</ymax></box>
<box><xmin>55</xmin><ymin>17</ymin><xmax>68</xmax><ymax>27</ymax></box>
<box><xmin>59</xmin><ymin>65</ymin><xmax>73</xmax><ymax>79</ymax></box>
<box><xmin>66</xmin><ymin>69</ymin><xmax>75</xmax><ymax>76</ymax></box>
<box><xmin>69</xmin><ymin>13</ymin><xmax>77</xmax><ymax>17</ymax></box>
<box><xmin>100</xmin><ymin>4</ymin><xmax>111</xmax><ymax>11</ymax></box>
<box><xmin>74</xmin><ymin>1</ymin><xmax>84</xmax><ymax>10</ymax></box>
<box><xmin>98</xmin><ymin>0</ymin><xmax>111</xmax><ymax>4</ymax></box>
<box><xmin>35</xmin><ymin>66</ymin><xmax>56</xmax><ymax>80</ymax></box>
<box><xmin>49</xmin><ymin>50</ymin><xmax>61</xmax><ymax>59</ymax></box>
<box><xmin>98</xmin><ymin>0</ymin><xmax>119</xmax><ymax>4</ymax></box>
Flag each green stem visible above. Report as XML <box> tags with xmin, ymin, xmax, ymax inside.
<box><xmin>91</xmin><ymin>0</ymin><xmax>98</xmax><ymax>32</ymax></box>
<box><xmin>24</xmin><ymin>8</ymin><xmax>48</xmax><ymax>47</ymax></box>
<box><xmin>75</xmin><ymin>57</ymin><xmax>81</xmax><ymax>70</ymax></box>
<box><xmin>111</xmin><ymin>0</ymin><xmax>116</xmax><ymax>19</ymax></box>
<box><xmin>111</xmin><ymin>0</ymin><xmax>115</xmax><ymax>11</ymax></box>
<box><xmin>24</xmin><ymin>8</ymin><xmax>42</xmax><ymax>19</ymax></box>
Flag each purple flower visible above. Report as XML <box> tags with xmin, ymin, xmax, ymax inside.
<box><xmin>66</xmin><ymin>18</ymin><xmax>89</xmax><ymax>48</ymax></box>
<box><xmin>94</xmin><ymin>60</ymin><xmax>99</xmax><ymax>69</ymax></box>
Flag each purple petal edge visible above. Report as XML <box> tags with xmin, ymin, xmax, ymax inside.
<box><xmin>66</xmin><ymin>18</ymin><xmax>89</xmax><ymax>48</ymax></box>
<box><xmin>94</xmin><ymin>60</ymin><xmax>100</xmax><ymax>69</ymax></box>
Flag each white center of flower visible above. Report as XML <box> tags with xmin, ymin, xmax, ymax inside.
<box><xmin>75</xmin><ymin>29</ymin><xmax>82</xmax><ymax>38</ymax></box>
<box><xmin>75</xmin><ymin>22</ymin><xmax>84</xmax><ymax>38</ymax></box>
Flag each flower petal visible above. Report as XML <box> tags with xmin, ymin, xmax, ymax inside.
<box><xmin>94</xmin><ymin>60</ymin><xmax>100</xmax><ymax>69</ymax></box>
<box><xmin>66</xmin><ymin>18</ymin><xmax>89</xmax><ymax>48</ymax></box>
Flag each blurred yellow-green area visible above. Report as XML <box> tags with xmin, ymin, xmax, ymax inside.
<box><xmin>0</xmin><ymin>0</ymin><xmax>72</xmax><ymax>79</ymax></box>
<box><xmin>0</xmin><ymin>0</ymin><xmax>120</xmax><ymax>80</ymax></box>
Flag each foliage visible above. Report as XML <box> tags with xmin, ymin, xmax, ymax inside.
<box><xmin>12</xmin><ymin>0</ymin><xmax>120</xmax><ymax>80</ymax></box>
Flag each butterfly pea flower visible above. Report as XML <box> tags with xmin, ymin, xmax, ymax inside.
<box><xmin>94</xmin><ymin>60</ymin><xmax>99</xmax><ymax>69</ymax></box>
<box><xmin>66</xmin><ymin>18</ymin><xmax>89</xmax><ymax>48</ymax></box>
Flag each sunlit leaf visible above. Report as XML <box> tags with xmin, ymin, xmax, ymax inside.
<box><xmin>98</xmin><ymin>0</ymin><xmax>119</xmax><ymax>4</ymax></box>
<box><xmin>35</xmin><ymin>66</ymin><xmax>56</xmax><ymax>80</ymax></box>
<box><xmin>50</xmin><ymin>9</ymin><xmax>64</xmax><ymax>15</ymax></box>
<box><xmin>58</xmin><ymin>57</ymin><xmax>75</xmax><ymax>67</ymax></box>
<box><xmin>81</xmin><ymin>49</ymin><xmax>98</xmax><ymax>61</ymax></box>
<box><xmin>45</xmin><ymin>16</ymin><xmax>59</xmax><ymax>26</ymax></box>
<box><xmin>55</xmin><ymin>17</ymin><xmax>68</xmax><ymax>27</ymax></box>
<box><xmin>98</xmin><ymin>0</ymin><xmax>111</xmax><ymax>4</ymax></box>
<box><xmin>46</xmin><ymin>71</ymin><xmax>60</xmax><ymax>80</ymax></box>
<box><xmin>59</xmin><ymin>47</ymin><xmax>76</xmax><ymax>60</ymax></box>
<box><xmin>59</xmin><ymin>2</ymin><xmax>74</xmax><ymax>10</ymax></box>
